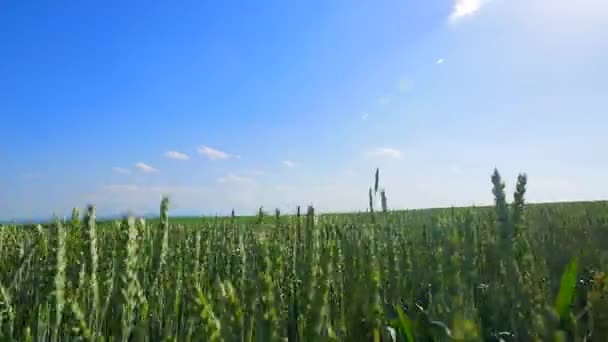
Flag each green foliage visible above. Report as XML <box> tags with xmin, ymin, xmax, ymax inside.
<box><xmin>71</xmin><ymin>208</ymin><xmax>80</xmax><ymax>227</ymax></box>
<box><xmin>395</xmin><ymin>306</ymin><xmax>415</xmax><ymax>342</ymax></box>
<box><xmin>491</xmin><ymin>168</ymin><xmax>509</xmax><ymax>227</ymax></box>
<box><xmin>160</xmin><ymin>196</ymin><xmax>169</xmax><ymax>227</ymax></box>
<box><xmin>381</xmin><ymin>189</ymin><xmax>388</xmax><ymax>213</ymax></box>
<box><xmin>257</xmin><ymin>206</ymin><xmax>264</xmax><ymax>224</ymax></box>
<box><xmin>374</xmin><ymin>168</ymin><xmax>380</xmax><ymax>194</ymax></box>
<box><xmin>0</xmin><ymin>174</ymin><xmax>607</xmax><ymax>340</ymax></box>
<box><xmin>512</xmin><ymin>173</ymin><xmax>528</xmax><ymax>226</ymax></box>
<box><xmin>555</xmin><ymin>258</ymin><xmax>578</xmax><ymax>322</ymax></box>
<box><xmin>369</xmin><ymin>187</ymin><xmax>374</xmax><ymax>214</ymax></box>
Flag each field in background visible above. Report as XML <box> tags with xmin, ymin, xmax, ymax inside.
<box><xmin>145</xmin><ymin>200</ymin><xmax>608</xmax><ymax>224</ymax></box>
<box><xmin>1</xmin><ymin>171</ymin><xmax>608</xmax><ymax>341</ymax></box>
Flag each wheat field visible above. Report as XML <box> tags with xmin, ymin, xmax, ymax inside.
<box><xmin>1</xmin><ymin>170</ymin><xmax>607</xmax><ymax>341</ymax></box>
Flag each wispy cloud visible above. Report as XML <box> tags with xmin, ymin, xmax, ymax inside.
<box><xmin>198</xmin><ymin>146</ymin><xmax>232</xmax><ymax>160</ymax></box>
<box><xmin>361</xmin><ymin>112</ymin><xmax>369</xmax><ymax>120</ymax></box>
<box><xmin>165</xmin><ymin>151</ymin><xmax>189</xmax><ymax>160</ymax></box>
<box><xmin>449</xmin><ymin>0</ymin><xmax>486</xmax><ymax>23</ymax></box>
<box><xmin>112</xmin><ymin>167</ymin><xmax>131</xmax><ymax>175</ymax></box>
<box><xmin>366</xmin><ymin>147</ymin><xmax>402</xmax><ymax>159</ymax></box>
<box><xmin>436</xmin><ymin>58</ymin><xmax>445</xmax><ymax>65</ymax></box>
<box><xmin>282</xmin><ymin>160</ymin><xmax>296</xmax><ymax>168</ymax></box>
<box><xmin>135</xmin><ymin>162</ymin><xmax>158</xmax><ymax>173</ymax></box>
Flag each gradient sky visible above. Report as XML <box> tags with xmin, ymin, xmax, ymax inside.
<box><xmin>1</xmin><ymin>0</ymin><xmax>607</xmax><ymax>219</ymax></box>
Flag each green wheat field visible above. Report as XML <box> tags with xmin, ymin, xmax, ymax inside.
<box><xmin>1</xmin><ymin>169</ymin><xmax>607</xmax><ymax>341</ymax></box>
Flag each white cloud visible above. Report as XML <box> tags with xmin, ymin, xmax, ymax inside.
<box><xmin>436</xmin><ymin>58</ymin><xmax>445</xmax><ymax>65</ymax></box>
<box><xmin>366</xmin><ymin>147</ymin><xmax>402</xmax><ymax>159</ymax></box>
<box><xmin>282</xmin><ymin>160</ymin><xmax>296</xmax><ymax>168</ymax></box>
<box><xmin>112</xmin><ymin>167</ymin><xmax>131</xmax><ymax>175</ymax></box>
<box><xmin>449</xmin><ymin>0</ymin><xmax>486</xmax><ymax>23</ymax></box>
<box><xmin>165</xmin><ymin>151</ymin><xmax>189</xmax><ymax>160</ymax></box>
<box><xmin>135</xmin><ymin>162</ymin><xmax>159</xmax><ymax>173</ymax></box>
<box><xmin>361</xmin><ymin>112</ymin><xmax>369</xmax><ymax>120</ymax></box>
<box><xmin>198</xmin><ymin>146</ymin><xmax>232</xmax><ymax>160</ymax></box>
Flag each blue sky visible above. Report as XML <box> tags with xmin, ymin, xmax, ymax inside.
<box><xmin>1</xmin><ymin>0</ymin><xmax>607</xmax><ymax>219</ymax></box>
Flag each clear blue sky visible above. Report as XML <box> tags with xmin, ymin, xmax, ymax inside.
<box><xmin>1</xmin><ymin>0</ymin><xmax>607</xmax><ymax>219</ymax></box>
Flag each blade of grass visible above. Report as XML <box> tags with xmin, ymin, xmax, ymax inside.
<box><xmin>555</xmin><ymin>258</ymin><xmax>578</xmax><ymax>321</ymax></box>
<box><xmin>396</xmin><ymin>306</ymin><xmax>415</xmax><ymax>342</ymax></box>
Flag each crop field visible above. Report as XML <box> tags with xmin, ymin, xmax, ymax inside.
<box><xmin>1</xmin><ymin>170</ymin><xmax>608</xmax><ymax>341</ymax></box>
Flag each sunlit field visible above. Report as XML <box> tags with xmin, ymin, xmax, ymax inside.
<box><xmin>1</xmin><ymin>169</ymin><xmax>607</xmax><ymax>341</ymax></box>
